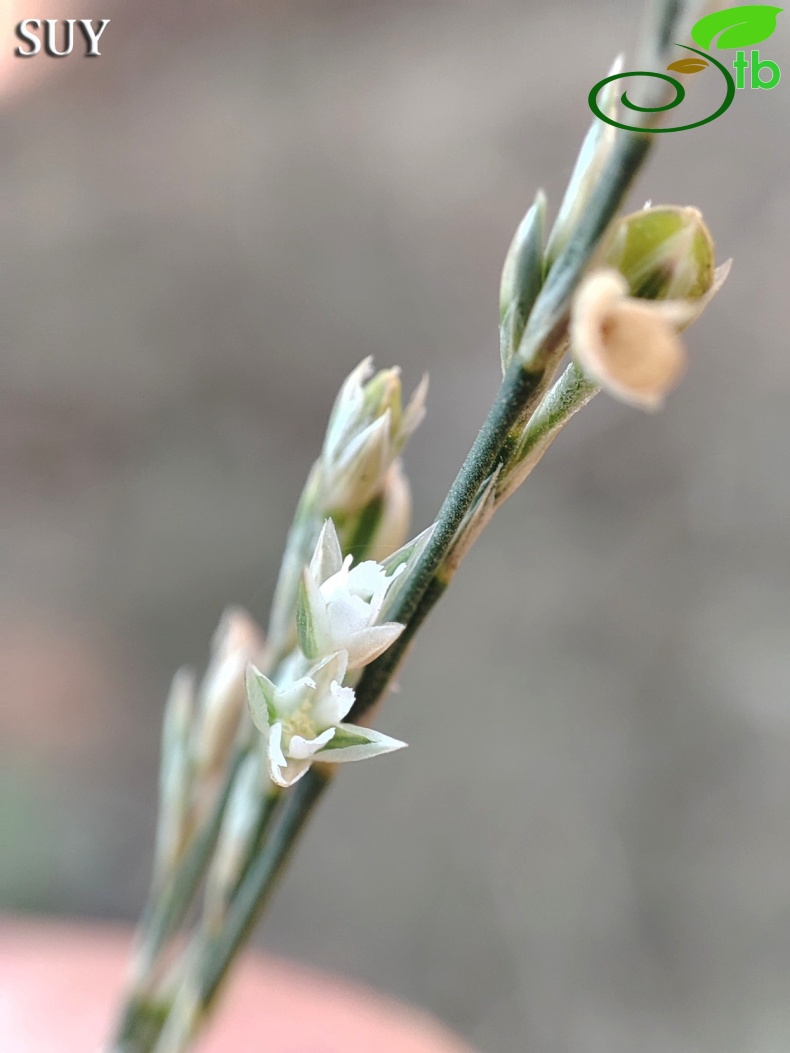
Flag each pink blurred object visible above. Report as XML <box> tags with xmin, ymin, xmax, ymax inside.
<box><xmin>0</xmin><ymin>917</ymin><xmax>476</xmax><ymax>1053</ymax></box>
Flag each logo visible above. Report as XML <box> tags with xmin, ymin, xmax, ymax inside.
<box><xmin>588</xmin><ymin>4</ymin><xmax>782</xmax><ymax>132</ymax></box>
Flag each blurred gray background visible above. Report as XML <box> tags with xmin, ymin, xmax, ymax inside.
<box><xmin>3</xmin><ymin>2</ymin><xmax>790</xmax><ymax>1050</ymax></box>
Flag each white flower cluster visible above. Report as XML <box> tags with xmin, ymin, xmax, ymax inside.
<box><xmin>247</xmin><ymin>519</ymin><xmax>422</xmax><ymax>787</ymax></box>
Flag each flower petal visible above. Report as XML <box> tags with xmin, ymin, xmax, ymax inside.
<box><xmin>346</xmin><ymin>560</ymin><xmax>389</xmax><ymax>601</ymax></box>
<box><xmin>273</xmin><ymin>674</ymin><xmax>316</xmax><ymax>718</ymax></box>
<box><xmin>319</xmin><ymin>554</ymin><xmax>353</xmax><ymax>600</ymax></box>
<box><xmin>571</xmin><ymin>269</ymin><xmax>686</xmax><ymax>411</ymax></box>
<box><xmin>288</xmin><ymin>727</ymin><xmax>336</xmax><ymax>760</ymax></box>
<box><xmin>668</xmin><ymin>257</ymin><xmax>732</xmax><ymax>331</ymax></box>
<box><xmin>271</xmin><ymin>757</ymin><xmax>312</xmax><ymax>788</ymax></box>
<box><xmin>310</xmin><ymin>519</ymin><xmax>344</xmax><ymax>585</ymax></box>
<box><xmin>296</xmin><ymin>568</ymin><xmax>332</xmax><ymax>660</ymax></box>
<box><xmin>329</xmin><ymin>412</ymin><xmax>393</xmax><ymax>513</ymax></box>
<box><xmin>323</xmin><ymin>357</ymin><xmax>373</xmax><ymax>465</ymax></box>
<box><xmin>401</xmin><ymin>372</ymin><xmax>429</xmax><ymax>440</ymax></box>
<box><xmin>344</xmin><ymin>622</ymin><xmax>405</xmax><ymax>670</ymax></box>
<box><xmin>266</xmin><ymin>722</ymin><xmax>288</xmax><ymax>784</ymax></box>
<box><xmin>306</xmin><ymin>650</ymin><xmax>349</xmax><ymax>700</ymax></box>
<box><xmin>313</xmin><ymin>681</ymin><xmax>355</xmax><ymax>727</ymax></box>
<box><xmin>326</xmin><ymin>593</ymin><xmax>375</xmax><ymax>642</ymax></box>
<box><xmin>246</xmin><ymin>664</ymin><xmax>276</xmax><ymax>733</ymax></box>
<box><xmin>366</xmin><ymin>459</ymin><xmax>412</xmax><ymax>563</ymax></box>
<box><xmin>316</xmin><ymin>723</ymin><xmax>407</xmax><ymax>763</ymax></box>
<box><xmin>378</xmin><ymin>523</ymin><xmax>435</xmax><ymax>619</ymax></box>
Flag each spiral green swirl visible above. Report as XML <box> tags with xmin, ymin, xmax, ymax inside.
<box><xmin>588</xmin><ymin>44</ymin><xmax>736</xmax><ymax>133</ymax></box>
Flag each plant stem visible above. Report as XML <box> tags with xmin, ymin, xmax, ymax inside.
<box><xmin>197</xmin><ymin>770</ymin><xmax>331</xmax><ymax>1011</ymax></box>
<box><xmin>118</xmin><ymin>1</ymin><xmax>697</xmax><ymax>1035</ymax></box>
<box><xmin>168</xmin><ymin>126</ymin><xmax>659</xmax><ymax>1018</ymax></box>
<box><xmin>111</xmin><ymin>749</ymin><xmax>248</xmax><ymax>1046</ymax></box>
<box><xmin>351</xmin><ymin>357</ymin><xmax>544</xmax><ymax>718</ymax></box>
<box><xmin>352</xmin><ymin>141</ymin><xmax>654</xmax><ymax>723</ymax></box>
<box><xmin>161</xmin><ymin>355</ymin><xmax>545</xmax><ymax>1022</ymax></box>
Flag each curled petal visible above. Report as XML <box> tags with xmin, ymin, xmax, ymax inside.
<box><xmin>572</xmin><ymin>270</ymin><xmax>687</xmax><ymax>411</ymax></box>
<box><xmin>288</xmin><ymin>727</ymin><xmax>336</xmax><ymax>760</ymax></box>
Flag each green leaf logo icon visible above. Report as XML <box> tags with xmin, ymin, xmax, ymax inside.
<box><xmin>691</xmin><ymin>5</ymin><xmax>783</xmax><ymax>50</ymax></box>
<box><xmin>667</xmin><ymin>57</ymin><xmax>710</xmax><ymax>74</ymax></box>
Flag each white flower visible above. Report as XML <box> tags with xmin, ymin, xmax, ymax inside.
<box><xmin>571</xmin><ymin>265</ymin><xmax>730</xmax><ymax>411</ymax></box>
<box><xmin>246</xmin><ymin>649</ymin><xmax>406</xmax><ymax>787</ymax></box>
<box><xmin>297</xmin><ymin>519</ymin><xmax>406</xmax><ymax>669</ymax></box>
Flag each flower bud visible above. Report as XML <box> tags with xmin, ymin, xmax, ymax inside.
<box><xmin>153</xmin><ymin>667</ymin><xmax>196</xmax><ymax>884</ymax></box>
<box><xmin>194</xmin><ymin>607</ymin><xmax>266</xmax><ymax>780</ymax></box>
<box><xmin>361</xmin><ymin>367</ymin><xmax>404</xmax><ymax>436</ymax></box>
<box><xmin>321</xmin><ymin>358</ymin><xmax>427</xmax><ymax>516</ymax></box>
<box><xmin>499</xmin><ymin>189</ymin><xmax>546</xmax><ymax>372</ymax></box>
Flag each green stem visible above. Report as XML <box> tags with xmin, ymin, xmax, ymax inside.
<box><xmin>351</xmin><ymin>133</ymin><xmax>653</xmax><ymax>722</ymax></box>
<box><xmin>349</xmin><ymin>358</ymin><xmax>545</xmax><ymax>718</ymax></box>
<box><xmin>225</xmin><ymin>788</ymin><xmax>282</xmax><ymax>913</ymax></box>
<box><xmin>170</xmin><ymin>357</ymin><xmax>547</xmax><ymax>1018</ymax></box>
<box><xmin>520</xmin><ymin>131</ymin><xmax>652</xmax><ymax>364</ymax></box>
<box><xmin>120</xmin><ymin>4</ymin><xmax>690</xmax><ymax>1037</ymax></box>
<box><xmin>198</xmin><ymin>770</ymin><xmax>331</xmax><ymax>1010</ymax></box>
<box><xmin>111</xmin><ymin>749</ymin><xmax>247</xmax><ymax>1046</ymax></box>
<box><xmin>162</xmin><ymin>129</ymin><xmax>659</xmax><ymax>1027</ymax></box>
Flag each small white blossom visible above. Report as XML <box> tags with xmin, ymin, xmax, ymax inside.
<box><xmin>297</xmin><ymin>519</ymin><xmax>406</xmax><ymax>669</ymax></box>
<box><xmin>246</xmin><ymin>649</ymin><xmax>406</xmax><ymax>787</ymax></box>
